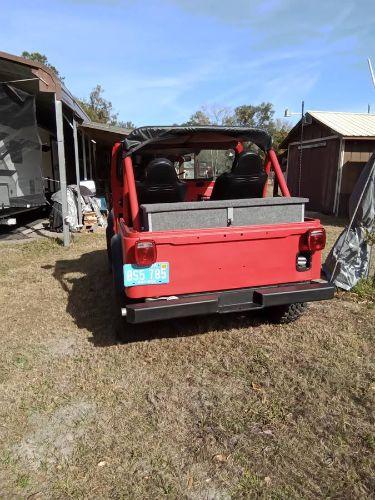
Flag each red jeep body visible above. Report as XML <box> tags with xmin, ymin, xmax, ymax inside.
<box><xmin>108</xmin><ymin>126</ymin><xmax>334</xmax><ymax>327</ymax></box>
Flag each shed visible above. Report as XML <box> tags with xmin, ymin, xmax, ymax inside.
<box><xmin>280</xmin><ymin>111</ymin><xmax>375</xmax><ymax>216</ymax></box>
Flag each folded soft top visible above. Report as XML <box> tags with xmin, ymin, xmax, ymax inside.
<box><xmin>123</xmin><ymin>126</ymin><xmax>273</xmax><ymax>155</ymax></box>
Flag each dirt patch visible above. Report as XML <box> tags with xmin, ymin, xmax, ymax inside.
<box><xmin>44</xmin><ymin>335</ymin><xmax>80</xmax><ymax>358</ymax></box>
<box><xmin>13</xmin><ymin>402</ymin><xmax>96</xmax><ymax>470</ymax></box>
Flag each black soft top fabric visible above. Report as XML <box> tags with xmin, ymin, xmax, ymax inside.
<box><xmin>122</xmin><ymin>126</ymin><xmax>272</xmax><ymax>155</ymax></box>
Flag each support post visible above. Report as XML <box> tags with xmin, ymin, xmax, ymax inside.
<box><xmin>81</xmin><ymin>131</ymin><xmax>87</xmax><ymax>180</ymax></box>
<box><xmin>88</xmin><ymin>137</ymin><xmax>93</xmax><ymax>179</ymax></box>
<box><xmin>54</xmin><ymin>95</ymin><xmax>70</xmax><ymax>246</ymax></box>
<box><xmin>92</xmin><ymin>141</ymin><xmax>96</xmax><ymax>179</ymax></box>
<box><xmin>73</xmin><ymin>118</ymin><xmax>82</xmax><ymax>226</ymax></box>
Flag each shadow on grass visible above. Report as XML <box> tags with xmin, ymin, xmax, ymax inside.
<box><xmin>46</xmin><ymin>249</ymin><xmax>265</xmax><ymax>347</ymax></box>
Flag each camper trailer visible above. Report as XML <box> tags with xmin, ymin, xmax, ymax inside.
<box><xmin>0</xmin><ymin>83</ymin><xmax>46</xmax><ymax>225</ymax></box>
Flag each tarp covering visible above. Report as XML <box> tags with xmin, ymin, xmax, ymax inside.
<box><xmin>325</xmin><ymin>151</ymin><xmax>375</xmax><ymax>289</ymax></box>
<box><xmin>0</xmin><ymin>84</ymin><xmax>45</xmax><ymax>210</ymax></box>
<box><xmin>123</xmin><ymin>126</ymin><xmax>273</xmax><ymax>155</ymax></box>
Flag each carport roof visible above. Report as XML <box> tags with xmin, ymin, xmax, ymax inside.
<box><xmin>79</xmin><ymin>121</ymin><xmax>132</xmax><ymax>146</ymax></box>
<box><xmin>0</xmin><ymin>50</ymin><xmax>89</xmax><ymax>121</ymax></box>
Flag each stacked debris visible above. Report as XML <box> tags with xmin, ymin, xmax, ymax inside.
<box><xmin>49</xmin><ymin>185</ymin><xmax>107</xmax><ymax>232</ymax></box>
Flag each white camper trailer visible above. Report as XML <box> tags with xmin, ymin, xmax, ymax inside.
<box><xmin>0</xmin><ymin>83</ymin><xmax>46</xmax><ymax>225</ymax></box>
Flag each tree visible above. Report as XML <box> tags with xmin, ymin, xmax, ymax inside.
<box><xmin>21</xmin><ymin>51</ymin><xmax>64</xmax><ymax>81</ymax></box>
<box><xmin>269</xmin><ymin>118</ymin><xmax>291</xmax><ymax>151</ymax></box>
<box><xmin>183</xmin><ymin>105</ymin><xmax>233</xmax><ymax>126</ymax></box>
<box><xmin>182</xmin><ymin>102</ymin><xmax>290</xmax><ymax>151</ymax></box>
<box><xmin>79</xmin><ymin>86</ymin><xmax>136</xmax><ymax>127</ymax></box>
<box><xmin>183</xmin><ymin>109</ymin><xmax>211</xmax><ymax>126</ymax></box>
<box><xmin>117</xmin><ymin>120</ymin><xmax>136</xmax><ymax>130</ymax></box>
<box><xmin>79</xmin><ymin>85</ymin><xmax>120</xmax><ymax>125</ymax></box>
<box><xmin>230</xmin><ymin>102</ymin><xmax>274</xmax><ymax>128</ymax></box>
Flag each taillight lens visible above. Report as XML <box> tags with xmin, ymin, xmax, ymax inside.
<box><xmin>300</xmin><ymin>228</ymin><xmax>326</xmax><ymax>252</ymax></box>
<box><xmin>134</xmin><ymin>240</ymin><xmax>157</xmax><ymax>266</ymax></box>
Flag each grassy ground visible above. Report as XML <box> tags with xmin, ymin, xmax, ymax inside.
<box><xmin>0</xmin><ymin>219</ymin><xmax>374</xmax><ymax>499</ymax></box>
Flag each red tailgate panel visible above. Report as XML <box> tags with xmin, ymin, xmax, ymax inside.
<box><xmin>122</xmin><ymin>220</ymin><xmax>323</xmax><ymax>299</ymax></box>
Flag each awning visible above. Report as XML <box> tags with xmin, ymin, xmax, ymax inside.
<box><xmin>79</xmin><ymin>121</ymin><xmax>132</xmax><ymax>146</ymax></box>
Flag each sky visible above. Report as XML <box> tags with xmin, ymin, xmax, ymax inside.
<box><xmin>1</xmin><ymin>0</ymin><xmax>375</xmax><ymax>125</ymax></box>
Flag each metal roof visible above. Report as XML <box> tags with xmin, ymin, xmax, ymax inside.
<box><xmin>80</xmin><ymin>121</ymin><xmax>131</xmax><ymax>146</ymax></box>
<box><xmin>81</xmin><ymin>121</ymin><xmax>132</xmax><ymax>135</ymax></box>
<box><xmin>308</xmin><ymin>111</ymin><xmax>375</xmax><ymax>137</ymax></box>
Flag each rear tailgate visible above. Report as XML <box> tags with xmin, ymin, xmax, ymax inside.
<box><xmin>122</xmin><ymin>219</ymin><xmax>324</xmax><ymax>299</ymax></box>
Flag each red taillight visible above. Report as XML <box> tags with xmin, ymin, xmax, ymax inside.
<box><xmin>300</xmin><ymin>228</ymin><xmax>326</xmax><ymax>252</ymax></box>
<box><xmin>134</xmin><ymin>240</ymin><xmax>157</xmax><ymax>266</ymax></box>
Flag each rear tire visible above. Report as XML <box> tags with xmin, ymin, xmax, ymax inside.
<box><xmin>110</xmin><ymin>233</ymin><xmax>139</xmax><ymax>343</ymax></box>
<box><xmin>266</xmin><ymin>302</ymin><xmax>307</xmax><ymax>324</ymax></box>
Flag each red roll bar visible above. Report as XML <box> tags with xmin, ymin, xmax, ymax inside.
<box><xmin>123</xmin><ymin>155</ymin><xmax>141</xmax><ymax>231</ymax></box>
<box><xmin>268</xmin><ymin>149</ymin><xmax>290</xmax><ymax>197</ymax></box>
<box><xmin>110</xmin><ymin>142</ymin><xmax>121</xmax><ymax>231</ymax></box>
<box><xmin>114</xmin><ymin>145</ymin><xmax>290</xmax><ymax>233</ymax></box>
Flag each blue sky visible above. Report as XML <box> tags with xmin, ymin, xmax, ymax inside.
<box><xmin>1</xmin><ymin>0</ymin><xmax>375</xmax><ymax>125</ymax></box>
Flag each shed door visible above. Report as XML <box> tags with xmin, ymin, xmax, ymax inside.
<box><xmin>287</xmin><ymin>138</ymin><xmax>340</xmax><ymax>214</ymax></box>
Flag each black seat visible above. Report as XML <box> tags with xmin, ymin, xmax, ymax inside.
<box><xmin>137</xmin><ymin>158</ymin><xmax>187</xmax><ymax>204</ymax></box>
<box><xmin>210</xmin><ymin>152</ymin><xmax>267</xmax><ymax>200</ymax></box>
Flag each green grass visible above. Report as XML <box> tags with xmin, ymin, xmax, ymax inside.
<box><xmin>16</xmin><ymin>474</ymin><xmax>30</xmax><ymax>488</ymax></box>
<box><xmin>352</xmin><ymin>276</ymin><xmax>375</xmax><ymax>302</ymax></box>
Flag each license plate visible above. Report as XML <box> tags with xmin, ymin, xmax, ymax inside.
<box><xmin>123</xmin><ymin>262</ymin><xmax>170</xmax><ymax>287</ymax></box>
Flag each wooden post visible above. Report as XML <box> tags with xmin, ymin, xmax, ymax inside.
<box><xmin>88</xmin><ymin>136</ymin><xmax>93</xmax><ymax>179</ymax></box>
<box><xmin>81</xmin><ymin>131</ymin><xmax>87</xmax><ymax>179</ymax></box>
<box><xmin>73</xmin><ymin>118</ymin><xmax>82</xmax><ymax>226</ymax></box>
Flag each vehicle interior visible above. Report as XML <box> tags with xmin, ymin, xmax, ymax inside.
<box><xmin>113</xmin><ymin>126</ymin><xmax>306</xmax><ymax>232</ymax></box>
<box><xmin>131</xmin><ymin>148</ymin><xmax>268</xmax><ymax>205</ymax></box>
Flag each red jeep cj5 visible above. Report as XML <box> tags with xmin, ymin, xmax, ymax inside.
<box><xmin>107</xmin><ymin>126</ymin><xmax>334</xmax><ymax>339</ymax></box>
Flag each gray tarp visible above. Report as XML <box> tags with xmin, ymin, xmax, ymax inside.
<box><xmin>0</xmin><ymin>84</ymin><xmax>45</xmax><ymax>210</ymax></box>
<box><xmin>325</xmin><ymin>151</ymin><xmax>375</xmax><ymax>290</ymax></box>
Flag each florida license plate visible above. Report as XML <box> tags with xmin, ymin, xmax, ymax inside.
<box><xmin>123</xmin><ymin>262</ymin><xmax>170</xmax><ymax>287</ymax></box>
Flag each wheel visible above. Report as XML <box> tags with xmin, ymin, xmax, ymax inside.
<box><xmin>266</xmin><ymin>302</ymin><xmax>307</xmax><ymax>324</ymax></box>
<box><xmin>106</xmin><ymin>210</ymin><xmax>115</xmax><ymax>272</ymax></box>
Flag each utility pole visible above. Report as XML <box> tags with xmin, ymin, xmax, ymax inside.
<box><xmin>368</xmin><ymin>57</ymin><xmax>375</xmax><ymax>88</ymax></box>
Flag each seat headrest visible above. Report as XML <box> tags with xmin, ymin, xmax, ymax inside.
<box><xmin>232</xmin><ymin>152</ymin><xmax>263</xmax><ymax>175</ymax></box>
<box><xmin>145</xmin><ymin>158</ymin><xmax>178</xmax><ymax>184</ymax></box>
